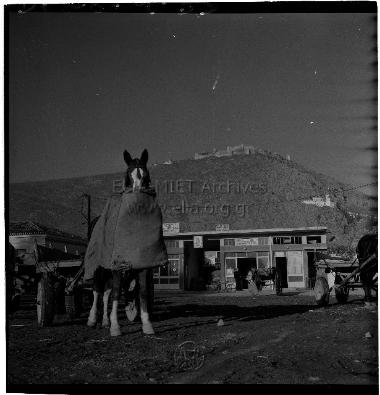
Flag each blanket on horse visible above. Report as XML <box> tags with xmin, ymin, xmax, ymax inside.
<box><xmin>84</xmin><ymin>188</ymin><xmax>168</xmax><ymax>280</ymax></box>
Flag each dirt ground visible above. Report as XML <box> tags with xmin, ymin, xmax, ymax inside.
<box><xmin>6</xmin><ymin>288</ymin><xmax>379</xmax><ymax>387</ymax></box>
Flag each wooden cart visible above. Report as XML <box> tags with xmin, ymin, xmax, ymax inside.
<box><xmin>36</xmin><ymin>260</ymin><xmax>86</xmax><ymax>327</ymax></box>
<box><xmin>314</xmin><ymin>252</ymin><xmax>378</xmax><ymax>306</ymax></box>
<box><xmin>251</xmin><ymin>267</ymin><xmax>282</xmax><ymax>295</ymax></box>
<box><xmin>35</xmin><ymin>257</ymin><xmax>155</xmax><ymax>327</ymax></box>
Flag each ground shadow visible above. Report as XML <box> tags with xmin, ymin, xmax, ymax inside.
<box><xmin>151</xmin><ymin>302</ymin><xmax>322</xmax><ymax>324</ymax></box>
<box><xmin>13</xmin><ymin>293</ymin><xmax>370</xmax><ymax>331</ymax></box>
<box><xmin>274</xmin><ymin>292</ymin><xmax>301</xmax><ymax>297</ymax></box>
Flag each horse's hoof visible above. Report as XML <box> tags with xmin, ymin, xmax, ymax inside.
<box><xmin>142</xmin><ymin>322</ymin><xmax>155</xmax><ymax>335</ymax></box>
<box><xmin>102</xmin><ymin>318</ymin><xmax>110</xmax><ymax>328</ymax></box>
<box><xmin>125</xmin><ymin>302</ymin><xmax>138</xmax><ymax>322</ymax></box>
<box><xmin>128</xmin><ymin>279</ymin><xmax>136</xmax><ymax>292</ymax></box>
<box><xmin>87</xmin><ymin>319</ymin><xmax>97</xmax><ymax>327</ymax></box>
<box><xmin>110</xmin><ymin>326</ymin><xmax>122</xmax><ymax>336</ymax></box>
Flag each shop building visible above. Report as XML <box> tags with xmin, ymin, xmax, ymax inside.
<box><xmin>158</xmin><ymin>226</ymin><xmax>327</xmax><ymax>291</ymax></box>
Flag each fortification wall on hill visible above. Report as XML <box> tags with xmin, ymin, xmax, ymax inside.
<box><xmin>194</xmin><ymin>144</ymin><xmax>291</xmax><ymax>161</ymax></box>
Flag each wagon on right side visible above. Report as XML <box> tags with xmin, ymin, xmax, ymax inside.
<box><xmin>314</xmin><ymin>235</ymin><xmax>378</xmax><ymax>306</ymax></box>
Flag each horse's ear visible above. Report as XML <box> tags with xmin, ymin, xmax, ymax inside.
<box><xmin>140</xmin><ymin>149</ymin><xmax>148</xmax><ymax>165</ymax></box>
<box><xmin>123</xmin><ymin>150</ymin><xmax>133</xmax><ymax>166</ymax></box>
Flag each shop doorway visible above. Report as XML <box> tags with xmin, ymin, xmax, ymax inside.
<box><xmin>237</xmin><ymin>258</ymin><xmax>256</xmax><ymax>290</ymax></box>
<box><xmin>275</xmin><ymin>257</ymin><xmax>288</xmax><ymax>288</ymax></box>
<box><xmin>307</xmin><ymin>251</ymin><xmax>317</xmax><ymax>288</ymax></box>
<box><xmin>203</xmin><ymin>238</ymin><xmax>221</xmax><ymax>288</ymax></box>
<box><xmin>183</xmin><ymin>240</ymin><xmax>205</xmax><ymax>290</ymax></box>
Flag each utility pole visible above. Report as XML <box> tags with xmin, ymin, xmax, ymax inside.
<box><xmin>81</xmin><ymin>194</ymin><xmax>91</xmax><ymax>241</ymax></box>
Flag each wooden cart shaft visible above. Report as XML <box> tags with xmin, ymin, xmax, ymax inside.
<box><xmin>332</xmin><ymin>252</ymin><xmax>377</xmax><ymax>291</ymax></box>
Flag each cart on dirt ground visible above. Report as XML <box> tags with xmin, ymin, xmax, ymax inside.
<box><xmin>36</xmin><ymin>260</ymin><xmax>155</xmax><ymax>327</ymax></box>
<box><xmin>35</xmin><ymin>251</ymin><xmax>156</xmax><ymax>328</ymax></box>
<box><xmin>7</xmin><ymin>241</ymin><xmax>88</xmax><ymax>324</ymax></box>
<box><xmin>35</xmin><ymin>258</ymin><xmax>88</xmax><ymax>327</ymax></box>
<box><xmin>250</xmin><ymin>267</ymin><xmax>282</xmax><ymax>295</ymax></box>
<box><xmin>314</xmin><ymin>248</ymin><xmax>378</xmax><ymax>306</ymax></box>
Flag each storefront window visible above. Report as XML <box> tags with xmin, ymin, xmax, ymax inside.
<box><xmin>307</xmin><ymin>236</ymin><xmax>321</xmax><ymax>244</ymax></box>
<box><xmin>225</xmin><ymin>258</ymin><xmax>237</xmax><ymax>277</ymax></box>
<box><xmin>257</xmin><ymin>252</ymin><xmax>269</xmax><ymax>269</ymax></box>
<box><xmin>273</xmin><ymin>236</ymin><xmax>302</xmax><ymax>244</ymax></box>
<box><xmin>165</xmin><ymin>239</ymin><xmax>180</xmax><ymax>248</ymax></box>
<box><xmin>287</xmin><ymin>251</ymin><xmax>303</xmax><ymax>274</ymax></box>
<box><xmin>168</xmin><ymin>257</ymin><xmax>179</xmax><ymax>276</ymax></box>
<box><xmin>153</xmin><ymin>255</ymin><xmax>180</xmax><ymax>287</ymax></box>
<box><xmin>160</xmin><ymin>265</ymin><xmax>168</xmax><ymax>276</ymax></box>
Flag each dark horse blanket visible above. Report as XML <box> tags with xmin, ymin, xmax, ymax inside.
<box><xmin>84</xmin><ymin>188</ymin><xmax>168</xmax><ymax>281</ymax></box>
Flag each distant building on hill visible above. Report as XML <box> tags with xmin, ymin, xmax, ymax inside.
<box><xmin>194</xmin><ymin>144</ymin><xmax>283</xmax><ymax>160</ymax></box>
<box><xmin>302</xmin><ymin>194</ymin><xmax>336</xmax><ymax>208</ymax></box>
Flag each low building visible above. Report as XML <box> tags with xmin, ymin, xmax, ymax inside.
<box><xmin>157</xmin><ymin>226</ymin><xmax>327</xmax><ymax>291</ymax></box>
<box><xmin>302</xmin><ymin>194</ymin><xmax>335</xmax><ymax>208</ymax></box>
<box><xmin>9</xmin><ymin>222</ymin><xmax>86</xmax><ymax>293</ymax></box>
<box><xmin>9</xmin><ymin>221</ymin><xmax>87</xmax><ymax>257</ymax></box>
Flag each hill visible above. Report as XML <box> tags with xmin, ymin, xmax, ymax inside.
<box><xmin>9</xmin><ymin>149</ymin><xmax>377</xmax><ymax>252</ymax></box>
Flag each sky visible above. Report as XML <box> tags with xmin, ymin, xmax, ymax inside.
<box><xmin>8</xmin><ymin>6</ymin><xmax>377</xmax><ymax>197</ymax></box>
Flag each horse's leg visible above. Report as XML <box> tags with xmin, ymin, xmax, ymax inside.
<box><xmin>139</xmin><ymin>269</ymin><xmax>154</xmax><ymax>335</ymax></box>
<box><xmin>362</xmin><ymin>269</ymin><xmax>377</xmax><ymax>309</ymax></box>
<box><xmin>101</xmin><ymin>273</ymin><xmax>113</xmax><ymax>328</ymax></box>
<box><xmin>109</xmin><ymin>270</ymin><xmax>122</xmax><ymax>336</ymax></box>
<box><xmin>87</xmin><ymin>268</ymin><xmax>103</xmax><ymax>327</ymax></box>
<box><xmin>87</xmin><ymin>290</ymin><xmax>99</xmax><ymax>327</ymax></box>
<box><xmin>102</xmin><ymin>288</ymin><xmax>111</xmax><ymax>328</ymax></box>
<box><xmin>364</xmin><ymin>283</ymin><xmax>372</xmax><ymax>303</ymax></box>
<box><xmin>124</xmin><ymin>272</ymin><xmax>138</xmax><ymax>322</ymax></box>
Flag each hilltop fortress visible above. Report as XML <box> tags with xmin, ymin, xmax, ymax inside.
<box><xmin>194</xmin><ymin>144</ymin><xmax>291</xmax><ymax>161</ymax></box>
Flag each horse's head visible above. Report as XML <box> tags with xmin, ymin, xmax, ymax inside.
<box><xmin>123</xmin><ymin>149</ymin><xmax>151</xmax><ymax>191</ymax></box>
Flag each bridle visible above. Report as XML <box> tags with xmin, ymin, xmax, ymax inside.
<box><xmin>125</xmin><ymin>163</ymin><xmax>150</xmax><ymax>190</ymax></box>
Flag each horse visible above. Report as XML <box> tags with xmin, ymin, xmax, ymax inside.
<box><xmin>248</xmin><ymin>267</ymin><xmax>279</xmax><ymax>294</ymax></box>
<box><xmin>85</xmin><ymin>149</ymin><xmax>166</xmax><ymax>336</ymax></box>
<box><xmin>356</xmin><ymin>233</ymin><xmax>378</xmax><ymax>305</ymax></box>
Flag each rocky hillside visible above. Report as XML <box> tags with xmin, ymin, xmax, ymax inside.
<box><xmin>9</xmin><ymin>150</ymin><xmax>377</xmax><ymax>252</ymax></box>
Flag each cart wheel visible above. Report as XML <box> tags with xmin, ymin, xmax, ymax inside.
<box><xmin>334</xmin><ymin>275</ymin><xmax>349</xmax><ymax>304</ymax></box>
<box><xmin>36</xmin><ymin>273</ymin><xmax>55</xmax><ymax>327</ymax></box>
<box><xmin>275</xmin><ymin>271</ymin><xmax>282</xmax><ymax>295</ymax></box>
<box><xmin>314</xmin><ymin>276</ymin><xmax>330</xmax><ymax>306</ymax></box>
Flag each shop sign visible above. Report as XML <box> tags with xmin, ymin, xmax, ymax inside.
<box><xmin>193</xmin><ymin>236</ymin><xmax>203</xmax><ymax>248</ymax></box>
<box><xmin>215</xmin><ymin>224</ymin><xmax>230</xmax><ymax>232</ymax></box>
<box><xmin>163</xmin><ymin>223</ymin><xmax>180</xmax><ymax>234</ymax></box>
<box><xmin>235</xmin><ymin>238</ymin><xmax>258</xmax><ymax>246</ymax></box>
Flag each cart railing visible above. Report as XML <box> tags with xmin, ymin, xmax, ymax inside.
<box><xmin>330</xmin><ymin>252</ymin><xmax>377</xmax><ymax>292</ymax></box>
